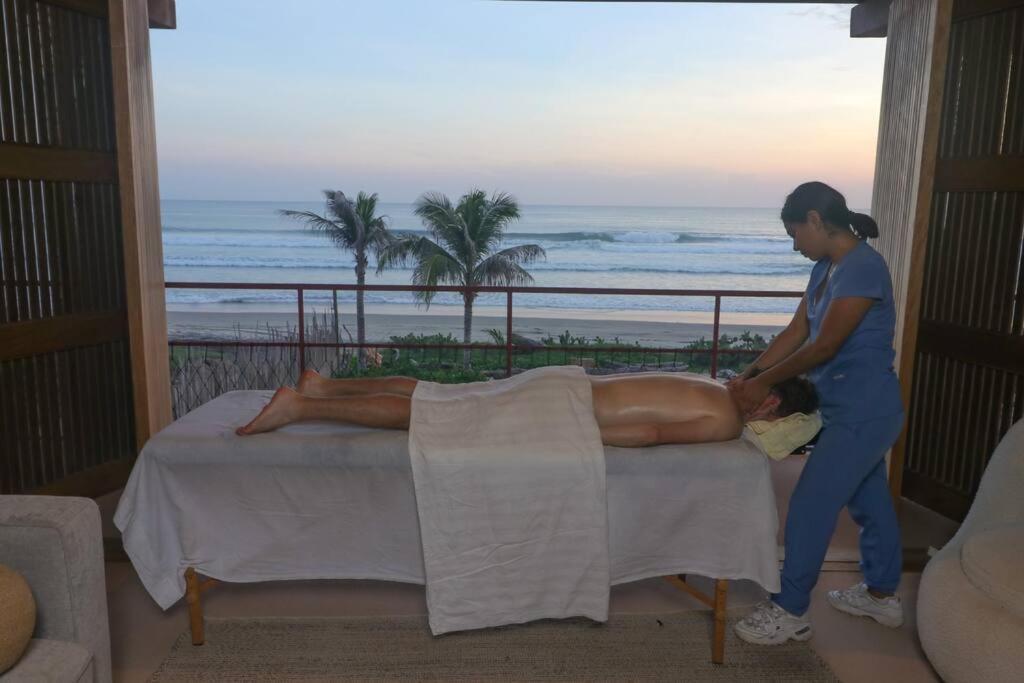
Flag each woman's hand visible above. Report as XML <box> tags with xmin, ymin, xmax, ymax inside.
<box><xmin>727</xmin><ymin>367</ymin><xmax>757</xmax><ymax>390</ymax></box>
<box><xmin>729</xmin><ymin>376</ymin><xmax>771</xmax><ymax>415</ymax></box>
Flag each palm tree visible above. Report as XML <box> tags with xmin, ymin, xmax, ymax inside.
<box><xmin>280</xmin><ymin>191</ymin><xmax>392</xmax><ymax>366</ymax></box>
<box><xmin>377</xmin><ymin>189</ymin><xmax>545</xmax><ymax>368</ymax></box>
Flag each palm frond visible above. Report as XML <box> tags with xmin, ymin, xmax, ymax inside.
<box><xmin>414</xmin><ymin>193</ymin><xmax>464</xmax><ymax>251</ymax></box>
<box><xmin>473</xmin><ymin>244</ymin><xmax>545</xmax><ymax>286</ymax></box>
<box><xmin>408</xmin><ymin>242</ymin><xmax>463</xmax><ymax>306</ymax></box>
<box><xmin>375</xmin><ymin>235</ymin><xmax>421</xmax><ymax>273</ymax></box>
<box><xmin>325</xmin><ymin>190</ymin><xmax>365</xmax><ymax>246</ymax></box>
<box><xmin>355</xmin><ymin>191</ymin><xmax>378</xmax><ymax>221</ymax></box>
<box><xmin>355</xmin><ymin>192</ymin><xmax>393</xmax><ymax>250</ymax></box>
<box><xmin>415</xmin><ymin>192</ymin><xmax>474</xmax><ymax>265</ymax></box>
<box><xmin>278</xmin><ymin>209</ymin><xmax>357</xmax><ymax>249</ymax></box>
<box><xmin>457</xmin><ymin>189</ymin><xmax>488</xmax><ymax>251</ymax></box>
<box><xmin>414</xmin><ymin>193</ymin><xmax>455</xmax><ymax>233</ymax></box>
<box><xmin>474</xmin><ymin>191</ymin><xmax>520</xmax><ymax>250</ymax></box>
<box><xmin>492</xmin><ymin>244</ymin><xmax>546</xmax><ymax>263</ymax></box>
<box><xmin>366</xmin><ymin>218</ymin><xmax>395</xmax><ymax>257</ymax></box>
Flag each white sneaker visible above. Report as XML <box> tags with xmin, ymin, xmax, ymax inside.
<box><xmin>827</xmin><ymin>582</ymin><xmax>904</xmax><ymax>627</ymax></box>
<box><xmin>734</xmin><ymin>600</ymin><xmax>813</xmax><ymax>645</ymax></box>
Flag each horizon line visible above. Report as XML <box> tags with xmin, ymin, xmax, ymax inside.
<box><xmin>159</xmin><ymin>197</ymin><xmax>828</xmax><ymax>212</ymax></box>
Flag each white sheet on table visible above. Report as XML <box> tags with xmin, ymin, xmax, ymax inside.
<box><xmin>408</xmin><ymin>366</ymin><xmax>609</xmax><ymax>634</ymax></box>
<box><xmin>114</xmin><ymin>390</ymin><xmax>780</xmax><ymax>611</ymax></box>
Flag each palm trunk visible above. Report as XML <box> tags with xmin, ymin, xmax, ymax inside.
<box><xmin>462</xmin><ymin>295</ymin><xmax>474</xmax><ymax>369</ymax></box>
<box><xmin>355</xmin><ymin>258</ymin><xmax>367</xmax><ymax>369</ymax></box>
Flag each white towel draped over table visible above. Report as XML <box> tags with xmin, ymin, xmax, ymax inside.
<box><xmin>408</xmin><ymin>366</ymin><xmax>609</xmax><ymax>634</ymax></box>
<box><xmin>115</xmin><ymin>385</ymin><xmax>781</xmax><ymax>615</ymax></box>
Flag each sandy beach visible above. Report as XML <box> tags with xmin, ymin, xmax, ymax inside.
<box><xmin>168</xmin><ymin>305</ymin><xmax>789</xmax><ymax>348</ymax></box>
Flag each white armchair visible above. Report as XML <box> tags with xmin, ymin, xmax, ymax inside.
<box><xmin>917</xmin><ymin>419</ymin><xmax>1024</xmax><ymax>683</ymax></box>
<box><xmin>0</xmin><ymin>496</ymin><xmax>112</xmax><ymax>683</ymax></box>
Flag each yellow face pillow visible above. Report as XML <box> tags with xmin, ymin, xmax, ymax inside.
<box><xmin>742</xmin><ymin>412</ymin><xmax>822</xmax><ymax>460</ymax></box>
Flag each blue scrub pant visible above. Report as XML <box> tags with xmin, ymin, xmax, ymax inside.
<box><xmin>773</xmin><ymin>412</ymin><xmax>905</xmax><ymax>616</ymax></box>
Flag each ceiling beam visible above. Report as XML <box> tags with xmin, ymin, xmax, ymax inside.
<box><xmin>148</xmin><ymin>0</ymin><xmax>176</xmax><ymax>29</ymax></box>
<box><xmin>501</xmin><ymin>1</ymin><xmax>889</xmax><ymax>39</ymax></box>
<box><xmin>504</xmin><ymin>1</ymin><xmax>855</xmax><ymax>3</ymax></box>
<box><xmin>954</xmin><ymin>0</ymin><xmax>1024</xmax><ymax>21</ymax></box>
<box><xmin>851</xmin><ymin>0</ymin><xmax>891</xmax><ymax>38</ymax></box>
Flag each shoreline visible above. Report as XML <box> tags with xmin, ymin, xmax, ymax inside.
<box><xmin>168</xmin><ymin>306</ymin><xmax>789</xmax><ymax>348</ymax></box>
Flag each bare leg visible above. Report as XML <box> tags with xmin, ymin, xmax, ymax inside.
<box><xmin>237</xmin><ymin>387</ymin><xmax>411</xmax><ymax>435</ymax></box>
<box><xmin>296</xmin><ymin>369</ymin><xmax>418</xmax><ymax>398</ymax></box>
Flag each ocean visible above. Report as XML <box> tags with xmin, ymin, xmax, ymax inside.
<box><xmin>162</xmin><ymin>200</ymin><xmax>815</xmax><ymax>322</ymax></box>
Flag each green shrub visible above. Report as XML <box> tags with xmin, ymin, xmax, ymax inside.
<box><xmin>326</xmin><ymin>329</ymin><xmax>773</xmax><ymax>383</ymax></box>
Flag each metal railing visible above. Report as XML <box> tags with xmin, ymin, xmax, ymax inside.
<box><xmin>166</xmin><ymin>281</ymin><xmax>802</xmax><ymax>379</ymax></box>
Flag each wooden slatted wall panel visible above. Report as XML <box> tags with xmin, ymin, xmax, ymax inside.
<box><xmin>0</xmin><ymin>179</ymin><xmax>123</xmax><ymax>322</ymax></box>
<box><xmin>0</xmin><ymin>0</ymin><xmax>135</xmax><ymax>495</ymax></box>
<box><xmin>1</xmin><ymin>341</ymin><xmax>132</xmax><ymax>492</ymax></box>
<box><xmin>901</xmin><ymin>3</ymin><xmax>1024</xmax><ymax>519</ymax></box>
<box><xmin>921</xmin><ymin>193</ymin><xmax>1024</xmax><ymax>335</ymax></box>
<box><xmin>0</xmin><ymin>0</ymin><xmax>115</xmax><ymax>149</ymax></box>
<box><xmin>872</xmin><ymin>0</ymin><xmax>940</xmax><ymax>347</ymax></box>
<box><xmin>870</xmin><ymin>0</ymin><xmax>953</xmax><ymax>494</ymax></box>
<box><xmin>939</xmin><ymin>5</ymin><xmax>1024</xmax><ymax>158</ymax></box>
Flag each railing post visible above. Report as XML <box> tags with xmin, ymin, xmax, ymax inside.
<box><xmin>298</xmin><ymin>287</ymin><xmax>306</xmax><ymax>374</ymax></box>
<box><xmin>506</xmin><ymin>291</ymin><xmax>513</xmax><ymax>378</ymax></box>
<box><xmin>710</xmin><ymin>295</ymin><xmax>721</xmax><ymax>379</ymax></box>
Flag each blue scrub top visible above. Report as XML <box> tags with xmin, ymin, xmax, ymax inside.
<box><xmin>805</xmin><ymin>240</ymin><xmax>904</xmax><ymax>424</ymax></box>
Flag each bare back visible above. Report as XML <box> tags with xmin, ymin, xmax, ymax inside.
<box><xmin>589</xmin><ymin>372</ymin><xmax>743</xmax><ymax>441</ymax></box>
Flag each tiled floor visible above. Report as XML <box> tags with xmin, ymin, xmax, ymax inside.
<box><xmin>97</xmin><ymin>457</ymin><xmax>960</xmax><ymax>683</ymax></box>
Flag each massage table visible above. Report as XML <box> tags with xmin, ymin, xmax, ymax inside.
<box><xmin>114</xmin><ymin>390</ymin><xmax>782</xmax><ymax>664</ymax></box>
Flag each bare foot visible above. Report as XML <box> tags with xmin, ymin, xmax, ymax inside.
<box><xmin>236</xmin><ymin>387</ymin><xmax>302</xmax><ymax>435</ymax></box>
<box><xmin>296</xmin><ymin>369</ymin><xmax>327</xmax><ymax>397</ymax></box>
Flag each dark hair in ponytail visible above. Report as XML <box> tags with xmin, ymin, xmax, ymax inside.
<box><xmin>780</xmin><ymin>181</ymin><xmax>879</xmax><ymax>239</ymax></box>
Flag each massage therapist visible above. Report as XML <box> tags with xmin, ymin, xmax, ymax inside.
<box><xmin>729</xmin><ymin>181</ymin><xmax>906</xmax><ymax>645</ymax></box>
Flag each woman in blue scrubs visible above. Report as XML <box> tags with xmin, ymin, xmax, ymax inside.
<box><xmin>730</xmin><ymin>181</ymin><xmax>906</xmax><ymax>645</ymax></box>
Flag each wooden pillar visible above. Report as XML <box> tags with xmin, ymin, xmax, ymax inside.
<box><xmin>869</xmin><ymin>0</ymin><xmax>954</xmax><ymax>497</ymax></box>
<box><xmin>109</xmin><ymin>0</ymin><xmax>173</xmax><ymax>449</ymax></box>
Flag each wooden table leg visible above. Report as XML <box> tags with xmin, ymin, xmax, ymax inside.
<box><xmin>184</xmin><ymin>567</ymin><xmax>205</xmax><ymax>646</ymax></box>
<box><xmin>712</xmin><ymin>578</ymin><xmax>728</xmax><ymax>664</ymax></box>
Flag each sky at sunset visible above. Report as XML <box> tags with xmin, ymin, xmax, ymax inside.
<box><xmin>151</xmin><ymin>1</ymin><xmax>884</xmax><ymax>207</ymax></box>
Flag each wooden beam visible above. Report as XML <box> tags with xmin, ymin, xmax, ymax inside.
<box><xmin>953</xmin><ymin>0</ymin><xmax>1024</xmax><ymax>22</ymax></box>
<box><xmin>935</xmin><ymin>157</ymin><xmax>1024</xmax><ymax>192</ymax></box>
<box><xmin>31</xmin><ymin>457</ymin><xmax>135</xmax><ymax>499</ymax></box>
<box><xmin>148</xmin><ymin>0</ymin><xmax>176</xmax><ymax>29</ymax></box>
<box><xmin>39</xmin><ymin>0</ymin><xmax>105</xmax><ymax>18</ymax></box>
<box><xmin>851</xmin><ymin>1</ymin><xmax>891</xmax><ymax>38</ymax></box>
<box><xmin>0</xmin><ymin>312</ymin><xmax>128</xmax><ymax>361</ymax></box>
<box><xmin>0</xmin><ymin>144</ymin><xmax>116</xmax><ymax>183</ymax></box>
<box><xmin>109</xmin><ymin>0</ymin><xmax>173</xmax><ymax>451</ymax></box>
<box><xmin>917</xmin><ymin>322</ymin><xmax>1024</xmax><ymax>374</ymax></box>
<box><xmin>516</xmin><ymin>1</ymin><xmax>856</xmax><ymax>3</ymax></box>
<box><xmin>901</xmin><ymin>470</ymin><xmax>970</xmax><ymax>522</ymax></box>
<box><xmin>664</xmin><ymin>575</ymin><xmax>715</xmax><ymax>608</ymax></box>
<box><xmin>40</xmin><ymin>0</ymin><xmax>177</xmax><ymax>30</ymax></box>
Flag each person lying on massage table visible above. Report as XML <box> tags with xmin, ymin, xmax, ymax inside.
<box><xmin>236</xmin><ymin>368</ymin><xmax>818</xmax><ymax>448</ymax></box>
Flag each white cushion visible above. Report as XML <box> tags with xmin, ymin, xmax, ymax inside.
<box><xmin>1</xmin><ymin>638</ymin><xmax>92</xmax><ymax>682</ymax></box>
<box><xmin>960</xmin><ymin>525</ymin><xmax>1024</xmax><ymax>620</ymax></box>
